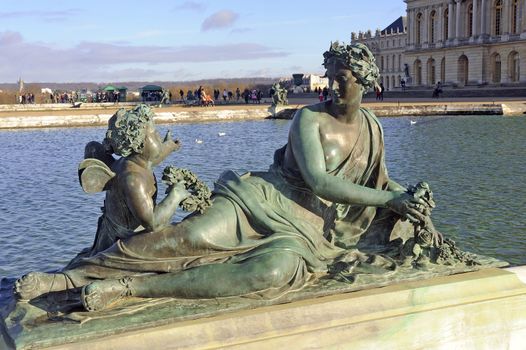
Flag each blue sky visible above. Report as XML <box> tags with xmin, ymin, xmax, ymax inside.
<box><xmin>0</xmin><ymin>0</ymin><xmax>406</xmax><ymax>83</ymax></box>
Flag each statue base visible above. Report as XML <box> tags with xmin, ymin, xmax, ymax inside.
<box><xmin>1</xmin><ymin>257</ymin><xmax>519</xmax><ymax>349</ymax></box>
<box><xmin>2</xmin><ymin>267</ymin><xmax>525</xmax><ymax>349</ymax></box>
<box><xmin>267</xmin><ymin>105</ymin><xmax>296</xmax><ymax>119</ymax></box>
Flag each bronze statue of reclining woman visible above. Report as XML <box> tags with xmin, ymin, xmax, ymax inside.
<box><xmin>15</xmin><ymin>43</ymin><xmax>447</xmax><ymax>312</ymax></box>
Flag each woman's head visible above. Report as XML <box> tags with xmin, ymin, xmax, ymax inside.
<box><xmin>105</xmin><ymin>104</ymin><xmax>155</xmax><ymax>157</ymax></box>
<box><xmin>323</xmin><ymin>42</ymin><xmax>380</xmax><ymax>91</ymax></box>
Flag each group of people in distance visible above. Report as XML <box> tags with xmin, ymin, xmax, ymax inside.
<box><xmin>179</xmin><ymin>86</ymin><xmax>265</xmax><ymax>106</ymax></box>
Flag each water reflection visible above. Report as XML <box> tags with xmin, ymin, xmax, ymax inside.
<box><xmin>0</xmin><ymin>115</ymin><xmax>524</xmax><ymax>277</ymax></box>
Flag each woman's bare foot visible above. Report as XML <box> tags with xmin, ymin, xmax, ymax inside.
<box><xmin>81</xmin><ymin>277</ymin><xmax>133</xmax><ymax>312</ymax></box>
<box><xmin>14</xmin><ymin>272</ymin><xmax>67</xmax><ymax>300</ymax></box>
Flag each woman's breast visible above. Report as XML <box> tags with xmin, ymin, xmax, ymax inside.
<box><xmin>320</xmin><ymin>133</ymin><xmax>354</xmax><ymax>172</ymax></box>
<box><xmin>320</xmin><ymin>126</ymin><xmax>372</xmax><ymax>180</ymax></box>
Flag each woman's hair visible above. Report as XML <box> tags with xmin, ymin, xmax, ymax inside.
<box><xmin>104</xmin><ymin>104</ymin><xmax>155</xmax><ymax>157</ymax></box>
<box><xmin>322</xmin><ymin>42</ymin><xmax>380</xmax><ymax>90</ymax></box>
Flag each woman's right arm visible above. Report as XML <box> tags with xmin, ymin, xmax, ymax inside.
<box><xmin>290</xmin><ymin>109</ymin><xmax>424</xmax><ymax>219</ymax></box>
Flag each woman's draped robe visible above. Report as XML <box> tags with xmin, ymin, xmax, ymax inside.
<box><xmin>64</xmin><ymin>108</ymin><xmax>401</xmax><ymax>297</ymax></box>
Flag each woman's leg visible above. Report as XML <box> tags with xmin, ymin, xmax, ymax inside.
<box><xmin>15</xmin><ymin>196</ymin><xmax>242</xmax><ymax>299</ymax></box>
<box><xmin>14</xmin><ymin>272</ymin><xmax>69</xmax><ymax>300</ymax></box>
<box><xmin>82</xmin><ymin>251</ymin><xmax>303</xmax><ymax>311</ymax></box>
<box><xmin>113</xmin><ymin>196</ymin><xmax>241</xmax><ymax>257</ymax></box>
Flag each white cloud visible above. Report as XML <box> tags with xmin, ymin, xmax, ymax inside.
<box><xmin>0</xmin><ymin>9</ymin><xmax>81</xmax><ymax>22</ymax></box>
<box><xmin>175</xmin><ymin>1</ymin><xmax>205</xmax><ymax>11</ymax></box>
<box><xmin>230</xmin><ymin>27</ymin><xmax>252</xmax><ymax>34</ymax></box>
<box><xmin>201</xmin><ymin>10</ymin><xmax>238</xmax><ymax>31</ymax></box>
<box><xmin>0</xmin><ymin>31</ymin><xmax>288</xmax><ymax>82</ymax></box>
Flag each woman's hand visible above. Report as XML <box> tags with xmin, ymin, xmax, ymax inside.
<box><xmin>386</xmin><ymin>191</ymin><xmax>428</xmax><ymax>224</ymax></box>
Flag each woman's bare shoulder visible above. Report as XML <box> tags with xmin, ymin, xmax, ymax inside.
<box><xmin>302</xmin><ymin>101</ymin><xmax>327</xmax><ymax>114</ymax></box>
<box><xmin>290</xmin><ymin>108</ymin><xmax>319</xmax><ymax>136</ymax></box>
<box><xmin>294</xmin><ymin>103</ymin><xmax>328</xmax><ymax>124</ymax></box>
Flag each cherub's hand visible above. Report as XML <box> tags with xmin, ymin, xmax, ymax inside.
<box><xmin>163</xmin><ymin>130</ymin><xmax>181</xmax><ymax>153</ymax></box>
<box><xmin>166</xmin><ymin>181</ymin><xmax>190</xmax><ymax>202</ymax></box>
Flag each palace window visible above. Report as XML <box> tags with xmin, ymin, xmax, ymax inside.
<box><xmin>416</xmin><ymin>13</ymin><xmax>422</xmax><ymax>45</ymax></box>
<box><xmin>509</xmin><ymin>51</ymin><xmax>520</xmax><ymax>81</ymax></box>
<box><xmin>430</xmin><ymin>10</ymin><xmax>436</xmax><ymax>43</ymax></box>
<box><xmin>511</xmin><ymin>0</ymin><xmax>519</xmax><ymax>34</ymax></box>
<box><xmin>444</xmin><ymin>8</ymin><xmax>449</xmax><ymax>40</ymax></box>
<box><xmin>414</xmin><ymin>59</ymin><xmax>422</xmax><ymax>85</ymax></box>
<box><xmin>440</xmin><ymin>57</ymin><xmax>445</xmax><ymax>83</ymax></box>
<box><xmin>467</xmin><ymin>4</ymin><xmax>473</xmax><ymax>37</ymax></box>
<box><xmin>494</xmin><ymin>0</ymin><xmax>502</xmax><ymax>36</ymax></box>
<box><xmin>427</xmin><ymin>58</ymin><xmax>436</xmax><ymax>85</ymax></box>
<box><xmin>492</xmin><ymin>53</ymin><xmax>501</xmax><ymax>83</ymax></box>
<box><xmin>458</xmin><ymin>55</ymin><xmax>469</xmax><ymax>86</ymax></box>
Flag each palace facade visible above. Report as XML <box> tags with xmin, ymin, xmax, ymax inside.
<box><xmin>352</xmin><ymin>17</ymin><xmax>408</xmax><ymax>90</ymax></box>
<box><xmin>352</xmin><ymin>0</ymin><xmax>526</xmax><ymax>89</ymax></box>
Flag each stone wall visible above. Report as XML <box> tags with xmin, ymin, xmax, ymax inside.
<box><xmin>271</xmin><ymin>104</ymin><xmax>504</xmax><ymax>119</ymax></box>
<box><xmin>1</xmin><ymin>103</ymin><xmax>519</xmax><ymax>129</ymax></box>
<box><xmin>0</xmin><ymin>102</ymin><xmax>137</xmax><ymax>112</ymax></box>
<box><xmin>0</xmin><ymin>108</ymin><xmax>272</xmax><ymax>129</ymax></box>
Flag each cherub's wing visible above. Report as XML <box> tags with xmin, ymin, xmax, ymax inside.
<box><xmin>78</xmin><ymin>158</ymin><xmax>116</xmax><ymax>193</ymax></box>
<box><xmin>84</xmin><ymin>141</ymin><xmax>115</xmax><ymax>167</ymax></box>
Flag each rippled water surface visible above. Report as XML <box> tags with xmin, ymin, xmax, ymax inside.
<box><xmin>1</xmin><ymin>115</ymin><xmax>525</xmax><ymax>278</ymax></box>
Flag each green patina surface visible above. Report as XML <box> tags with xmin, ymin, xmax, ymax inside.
<box><xmin>2</xmin><ymin>42</ymin><xmax>511</xmax><ymax>349</ymax></box>
<box><xmin>0</xmin><ymin>255</ymin><xmax>507</xmax><ymax>350</ymax></box>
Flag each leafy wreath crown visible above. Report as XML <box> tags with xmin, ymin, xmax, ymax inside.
<box><xmin>322</xmin><ymin>42</ymin><xmax>380</xmax><ymax>90</ymax></box>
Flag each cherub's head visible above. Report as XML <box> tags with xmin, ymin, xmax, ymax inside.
<box><xmin>105</xmin><ymin>104</ymin><xmax>155</xmax><ymax>157</ymax></box>
<box><xmin>322</xmin><ymin>42</ymin><xmax>380</xmax><ymax>93</ymax></box>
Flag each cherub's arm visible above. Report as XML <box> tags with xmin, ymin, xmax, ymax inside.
<box><xmin>121</xmin><ymin>171</ymin><xmax>187</xmax><ymax>231</ymax></box>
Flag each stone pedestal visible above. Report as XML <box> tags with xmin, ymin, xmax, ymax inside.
<box><xmin>3</xmin><ymin>267</ymin><xmax>526</xmax><ymax>349</ymax></box>
<box><xmin>267</xmin><ymin>105</ymin><xmax>296</xmax><ymax>119</ymax></box>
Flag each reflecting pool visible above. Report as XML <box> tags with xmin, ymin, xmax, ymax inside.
<box><xmin>1</xmin><ymin>115</ymin><xmax>525</xmax><ymax>278</ymax></box>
